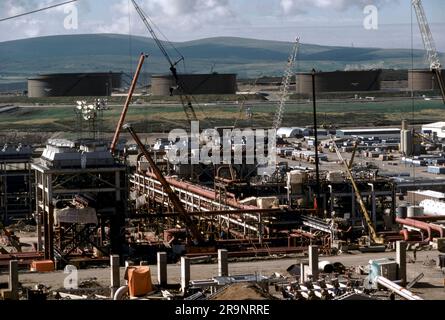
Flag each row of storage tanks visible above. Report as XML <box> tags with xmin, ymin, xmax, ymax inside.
<box><xmin>396</xmin><ymin>205</ymin><xmax>425</xmax><ymax>218</ymax></box>
<box><xmin>27</xmin><ymin>73</ymin><xmax>237</xmax><ymax>97</ymax></box>
<box><xmin>397</xmin><ymin>200</ymin><xmax>445</xmax><ymax>218</ymax></box>
<box><xmin>27</xmin><ymin>69</ymin><xmax>444</xmax><ymax>97</ymax></box>
<box><xmin>296</xmin><ymin>69</ymin><xmax>445</xmax><ymax>95</ymax></box>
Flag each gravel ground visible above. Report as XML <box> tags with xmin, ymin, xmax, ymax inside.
<box><xmin>1</xmin><ymin>249</ymin><xmax>444</xmax><ymax>300</ymax></box>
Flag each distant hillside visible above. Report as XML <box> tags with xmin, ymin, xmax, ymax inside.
<box><xmin>0</xmin><ymin>33</ymin><xmax>441</xmax><ymax>82</ymax></box>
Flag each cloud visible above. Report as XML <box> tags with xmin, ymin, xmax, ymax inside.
<box><xmin>280</xmin><ymin>0</ymin><xmax>396</xmax><ymax>15</ymax></box>
<box><xmin>97</xmin><ymin>0</ymin><xmax>236</xmax><ymax>37</ymax></box>
<box><xmin>0</xmin><ymin>0</ymin><xmax>90</xmax><ymax>41</ymax></box>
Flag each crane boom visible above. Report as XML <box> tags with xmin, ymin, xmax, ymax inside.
<box><xmin>412</xmin><ymin>0</ymin><xmax>445</xmax><ymax>104</ymax></box>
<box><xmin>330</xmin><ymin>137</ymin><xmax>384</xmax><ymax>245</ymax></box>
<box><xmin>124</xmin><ymin>124</ymin><xmax>203</xmax><ymax>243</ymax></box>
<box><xmin>130</xmin><ymin>0</ymin><xmax>198</xmax><ymax>121</ymax></box>
<box><xmin>110</xmin><ymin>53</ymin><xmax>147</xmax><ymax>154</ymax></box>
<box><xmin>273</xmin><ymin>37</ymin><xmax>300</xmax><ymax>131</ymax></box>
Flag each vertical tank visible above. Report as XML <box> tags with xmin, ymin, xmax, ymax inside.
<box><xmin>408</xmin><ymin>69</ymin><xmax>445</xmax><ymax>90</ymax></box>
<box><xmin>407</xmin><ymin>205</ymin><xmax>424</xmax><ymax>218</ymax></box>
<box><xmin>296</xmin><ymin>70</ymin><xmax>382</xmax><ymax>95</ymax></box>
<box><xmin>402</xmin><ymin>130</ymin><xmax>413</xmax><ymax>156</ymax></box>
<box><xmin>151</xmin><ymin>74</ymin><xmax>237</xmax><ymax>96</ymax></box>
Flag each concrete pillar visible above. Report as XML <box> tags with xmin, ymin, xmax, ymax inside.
<box><xmin>9</xmin><ymin>260</ymin><xmax>19</xmax><ymax>300</ymax></box>
<box><xmin>110</xmin><ymin>255</ymin><xmax>120</xmax><ymax>298</ymax></box>
<box><xmin>218</xmin><ymin>249</ymin><xmax>228</xmax><ymax>277</ymax></box>
<box><xmin>300</xmin><ymin>263</ymin><xmax>305</xmax><ymax>284</ymax></box>
<box><xmin>309</xmin><ymin>245</ymin><xmax>319</xmax><ymax>280</ymax></box>
<box><xmin>396</xmin><ymin>241</ymin><xmax>407</xmax><ymax>286</ymax></box>
<box><xmin>181</xmin><ymin>257</ymin><xmax>190</xmax><ymax>293</ymax></box>
<box><xmin>157</xmin><ymin>252</ymin><xmax>167</xmax><ymax>286</ymax></box>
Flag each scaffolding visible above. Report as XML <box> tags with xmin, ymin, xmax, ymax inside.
<box><xmin>32</xmin><ymin>139</ymin><xmax>127</xmax><ymax>263</ymax></box>
<box><xmin>0</xmin><ymin>144</ymin><xmax>34</xmax><ymax>224</ymax></box>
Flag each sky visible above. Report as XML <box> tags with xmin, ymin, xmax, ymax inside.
<box><xmin>0</xmin><ymin>0</ymin><xmax>444</xmax><ymax>50</ymax></box>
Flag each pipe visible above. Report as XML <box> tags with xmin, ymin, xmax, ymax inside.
<box><xmin>411</xmin><ymin>215</ymin><xmax>445</xmax><ymax>222</ymax></box>
<box><xmin>318</xmin><ymin>261</ymin><xmax>334</xmax><ymax>273</ymax></box>
<box><xmin>126</xmin><ymin>124</ymin><xmax>203</xmax><ymax>243</ymax></box>
<box><xmin>429</xmin><ymin>223</ymin><xmax>445</xmax><ymax>238</ymax></box>
<box><xmin>110</xmin><ymin>53</ymin><xmax>148</xmax><ymax>153</ymax></box>
<box><xmin>399</xmin><ymin>229</ymin><xmax>410</xmax><ymax>241</ymax></box>
<box><xmin>397</xmin><ymin>217</ymin><xmax>444</xmax><ymax>240</ymax></box>
<box><xmin>145</xmin><ymin>171</ymin><xmax>253</xmax><ymax>209</ymax></box>
<box><xmin>113</xmin><ymin>285</ymin><xmax>129</xmax><ymax>300</ymax></box>
<box><xmin>396</xmin><ymin>217</ymin><xmax>432</xmax><ymax>242</ymax></box>
<box><xmin>376</xmin><ymin>276</ymin><xmax>423</xmax><ymax>300</ymax></box>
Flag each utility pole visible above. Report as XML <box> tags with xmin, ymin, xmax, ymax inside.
<box><xmin>312</xmin><ymin>69</ymin><xmax>320</xmax><ymax>203</ymax></box>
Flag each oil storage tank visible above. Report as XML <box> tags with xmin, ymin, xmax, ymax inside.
<box><xmin>296</xmin><ymin>70</ymin><xmax>382</xmax><ymax>95</ymax></box>
<box><xmin>27</xmin><ymin>73</ymin><xmax>121</xmax><ymax>97</ymax></box>
<box><xmin>151</xmin><ymin>73</ymin><xmax>237</xmax><ymax>96</ymax></box>
<box><xmin>408</xmin><ymin>69</ymin><xmax>445</xmax><ymax>91</ymax></box>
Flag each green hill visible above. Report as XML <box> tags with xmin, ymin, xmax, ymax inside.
<box><xmin>0</xmin><ymin>33</ymin><xmax>441</xmax><ymax>83</ymax></box>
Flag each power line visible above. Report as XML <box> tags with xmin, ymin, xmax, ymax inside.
<box><xmin>0</xmin><ymin>0</ymin><xmax>78</xmax><ymax>22</ymax></box>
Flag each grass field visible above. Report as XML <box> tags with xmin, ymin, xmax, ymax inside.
<box><xmin>0</xmin><ymin>98</ymin><xmax>443</xmax><ymax>138</ymax></box>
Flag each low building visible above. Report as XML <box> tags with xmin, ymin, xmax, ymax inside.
<box><xmin>407</xmin><ymin>190</ymin><xmax>445</xmax><ymax>205</ymax></box>
<box><xmin>422</xmin><ymin>122</ymin><xmax>445</xmax><ymax>140</ymax></box>
<box><xmin>336</xmin><ymin>128</ymin><xmax>400</xmax><ymax>139</ymax></box>
<box><xmin>277</xmin><ymin>127</ymin><xmax>303</xmax><ymax>138</ymax></box>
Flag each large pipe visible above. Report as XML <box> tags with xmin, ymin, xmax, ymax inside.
<box><xmin>318</xmin><ymin>261</ymin><xmax>334</xmax><ymax>273</ymax></box>
<box><xmin>145</xmin><ymin>171</ymin><xmax>255</xmax><ymax>210</ymax></box>
<box><xmin>396</xmin><ymin>217</ymin><xmax>444</xmax><ymax>240</ymax></box>
<box><xmin>110</xmin><ymin>53</ymin><xmax>148</xmax><ymax>154</ymax></box>
<box><xmin>396</xmin><ymin>217</ymin><xmax>432</xmax><ymax>242</ymax></box>
<box><xmin>125</xmin><ymin>124</ymin><xmax>203</xmax><ymax>243</ymax></box>
<box><xmin>376</xmin><ymin>276</ymin><xmax>423</xmax><ymax>300</ymax></box>
<box><xmin>430</xmin><ymin>223</ymin><xmax>445</xmax><ymax>237</ymax></box>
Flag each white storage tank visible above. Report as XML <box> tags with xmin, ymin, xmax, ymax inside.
<box><xmin>419</xmin><ymin>199</ymin><xmax>445</xmax><ymax>216</ymax></box>
<box><xmin>407</xmin><ymin>205</ymin><xmax>424</xmax><ymax>217</ymax></box>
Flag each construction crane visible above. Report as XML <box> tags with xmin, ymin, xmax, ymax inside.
<box><xmin>130</xmin><ymin>0</ymin><xmax>198</xmax><ymax>122</ymax></box>
<box><xmin>273</xmin><ymin>37</ymin><xmax>300</xmax><ymax>131</ymax></box>
<box><xmin>110</xmin><ymin>53</ymin><xmax>148</xmax><ymax>154</ymax></box>
<box><xmin>330</xmin><ymin>137</ymin><xmax>385</xmax><ymax>245</ymax></box>
<box><xmin>412</xmin><ymin>0</ymin><xmax>445</xmax><ymax>104</ymax></box>
<box><xmin>123</xmin><ymin>123</ymin><xmax>203</xmax><ymax>243</ymax></box>
<box><xmin>348</xmin><ymin>141</ymin><xmax>359</xmax><ymax>169</ymax></box>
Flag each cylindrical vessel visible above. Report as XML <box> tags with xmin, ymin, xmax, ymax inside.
<box><xmin>318</xmin><ymin>261</ymin><xmax>334</xmax><ymax>273</ymax></box>
<box><xmin>407</xmin><ymin>205</ymin><xmax>424</xmax><ymax>218</ymax></box>
<box><xmin>396</xmin><ymin>205</ymin><xmax>407</xmax><ymax>219</ymax></box>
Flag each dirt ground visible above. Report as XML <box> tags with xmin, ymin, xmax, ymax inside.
<box><xmin>1</xmin><ymin>249</ymin><xmax>444</xmax><ymax>300</ymax></box>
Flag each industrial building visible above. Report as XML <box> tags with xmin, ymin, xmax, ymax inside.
<box><xmin>151</xmin><ymin>73</ymin><xmax>237</xmax><ymax>96</ymax></box>
<box><xmin>407</xmin><ymin>190</ymin><xmax>445</xmax><ymax>205</ymax></box>
<box><xmin>408</xmin><ymin>69</ymin><xmax>445</xmax><ymax>91</ymax></box>
<box><xmin>2</xmin><ymin>0</ymin><xmax>445</xmax><ymax>303</ymax></box>
<box><xmin>277</xmin><ymin>127</ymin><xmax>304</xmax><ymax>138</ymax></box>
<box><xmin>27</xmin><ymin>72</ymin><xmax>122</xmax><ymax>98</ymax></box>
<box><xmin>336</xmin><ymin>128</ymin><xmax>400</xmax><ymax>139</ymax></box>
<box><xmin>296</xmin><ymin>70</ymin><xmax>382</xmax><ymax>95</ymax></box>
<box><xmin>31</xmin><ymin>139</ymin><xmax>127</xmax><ymax>262</ymax></box>
<box><xmin>422</xmin><ymin>122</ymin><xmax>445</xmax><ymax>140</ymax></box>
<box><xmin>0</xmin><ymin>144</ymin><xmax>34</xmax><ymax>224</ymax></box>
